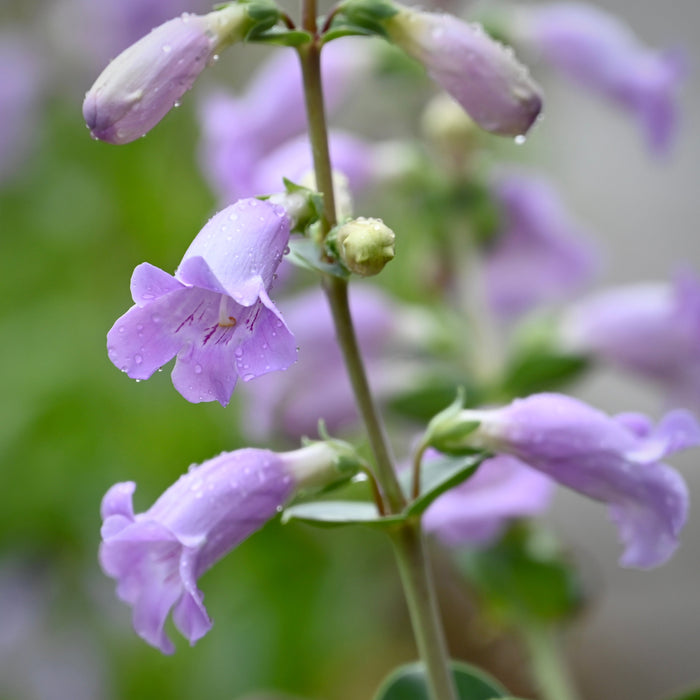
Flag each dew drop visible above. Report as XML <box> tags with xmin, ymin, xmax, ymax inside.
<box><xmin>134</xmin><ymin>354</ymin><xmax>143</xmax><ymax>364</ymax></box>
<box><xmin>173</xmin><ymin>100</ymin><xmax>181</xmax><ymax>108</ymax></box>
<box><xmin>242</xmin><ymin>373</ymin><xmax>255</xmax><ymax>381</ymax></box>
<box><xmin>162</xmin><ymin>44</ymin><xmax>172</xmax><ymax>53</ymax></box>
<box><xmin>118</xmin><ymin>326</ymin><xmax>125</xmax><ymax>333</ymax></box>
<box><xmin>514</xmin><ymin>134</ymin><xmax>527</xmax><ymax>145</ymax></box>
<box><xmin>194</xmin><ymin>363</ymin><xmax>203</xmax><ymax>374</ymax></box>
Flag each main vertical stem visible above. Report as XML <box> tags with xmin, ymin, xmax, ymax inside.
<box><xmin>297</xmin><ymin>23</ymin><xmax>457</xmax><ymax>700</ymax></box>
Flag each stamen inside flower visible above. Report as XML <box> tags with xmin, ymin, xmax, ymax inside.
<box><xmin>218</xmin><ymin>296</ymin><xmax>237</xmax><ymax>327</ymax></box>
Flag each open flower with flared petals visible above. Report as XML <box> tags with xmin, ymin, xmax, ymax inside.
<box><xmin>485</xmin><ymin>169</ymin><xmax>599</xmax><ymax>317</ymax></box>
<box><xmin>100</xmin><ymin>442</ymin><xmax>355</xmax><ymax>653</ymax></box>
<box><xmin>382</xmin><ymin>5</ymin><xmax>542</xmax><ymax>137</ymax></box>
<box><xmin>560</xmin><ymin>270</ymin><xmax>700</xmax><ymax>410</ymax></box>
<box><xmin>429</xmin><ymin>392</ymin><xmax>700</xmax><ymax>568</ymax></box>
<box><xmin>424</xmin><ymin>454</ymin><xmax>554</xmax><ymax>546</ymax></box>
<box><xmin>107</xmin><ymin>198</ymin><xmax>295</xmax><ymax>405</ymax></box>
<box><xmin>83</xmin><ymin>4</ymin><xmax>260</xmax><ymax>144</ymax></box>
<box><xmin>508</xmin><ymin>2</ymin><xmax>685</xmax><ymax>153</ymax></box>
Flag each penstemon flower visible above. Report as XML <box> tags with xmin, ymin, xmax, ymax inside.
<box><xmin>381</xmin><ymin>4</ymin><xmax>543</xmax><ymax>137</ymax></box>
<box><xmin>423</xmin><ymin>454</ymin><xmax>554</xmax><ymax>546</ymax></box>
<box><xmin>100</xmin><ymin>442</ymin><xmax>357</xmax><ymax>653</ymax></box>
<box><xmin>484</xmin><ymin>169</ymin><xmax>599</xmax><ymax>317</ymax></box>
<box><xmin>507</xmin><ymin>2</ymin><xmax>685</xmax><ymax>153</ymax></box>
<box><xmin>560</xmin><ymin>270</ymin><xmax>700</xmax><ymax>410</ymax></box>
<box><xmin>428</xmin><ymin>393</ymin><xmax>700</xmax><ymax>568</ymax></box>
<box><xmin>107</xmin><ymin>198</ymin><xmax>296</xmax><ymax>406</ymax></box>
<box><xmin>83</xmin><ymin>3</ymin><xmax>268</xmax><ymax>144</ymax></box>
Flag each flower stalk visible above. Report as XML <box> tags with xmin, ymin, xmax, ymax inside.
<box><xmin>297</xmin><ymin>16</ymin><xmax>458</xmax><ymax>699</ymax></box>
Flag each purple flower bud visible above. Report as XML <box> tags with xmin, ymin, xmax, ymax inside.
<box><xmin>423</xmin><ymin>454</ymin><xmax>554</xmax><ymax>546</ymax></box>
<box><xmin>83</xmin><ymin>5</ymin><xmax>251</xmax><ymax>144</ymax></box>
<box><xmin>385</xmin><ymin>8</ymin><xmax>543</xmax><ymax>137</ymax></box>
<box><xmin>511</xmin><ymin>2</ymin><xmax>685</xmax><ymax>153</ymax></box>
<box><xmin>485</xmin><ymin>169</ymin><xmax>599</xmax><ymax>317</ymax></box>
<box><xmin>455</xmin><ymin>393</ymin><xmax>700</xmax><ymax>568</ymax></box>
<box><xmin>106</xmin><ymin>198</ymin><xmax>296</xmax><ymax>406</ymax></box>
<box><xmin>560</xmin><ymin>270</ymin><xmax>700</xmax><ymax>410</ymax></box>
<box><xmin>99</xmin><ymin>442</ymin><xmax>347</xmax><ymax>653</ymax></box>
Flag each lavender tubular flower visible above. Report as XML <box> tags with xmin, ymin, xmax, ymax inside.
<box><xmin>100</xmin><ymin>443</ymin><xmax>351</xmax><ymax>653</ymax></box>
<box><xmin>383</xmin><ymin>6</ymin><xmax>542</xmax><ymax>137</ymax></box>
<box><xmin>83</xmin><ymin>4</ymin><xmax>256</xmax><ymax>144</ymax></box>
<box><xmin>560</xmin><ymin>271</ymin><xmax>700</xmax><ymax>410</ymax></box>
<box><xmin>432</xmin><ymin>393</ymin><xmax>700</xmax><ymax>568</ymax></box>
<box><xmin>423</xmin><ymin>454</ymin><xmax>554</xmax><ymax>546</ymax></box>
<box><xmin>107</xmin><ymin>199</ymin><xmax>296</xmax><ymax>406</ymax></box>
<box><xmin>510</xmin><ymin>2</ymin><xmax>685</xmax><ymax>153</ymax></box>
<box><xmin>485</xmin><ymin>169</ymin><xmax>599</xmax><ymax>317</ymax></box>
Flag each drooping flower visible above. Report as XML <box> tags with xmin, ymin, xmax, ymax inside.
<box><xmin>428</xmin><ymin>392</ymin><xmax>700</xmax><ymax>568</ymax></box>
<box><xmin>100</xmin><ymin>442</ymin><xmax>356</xmax><ymax>653</ymax></box>
<box><xmin>107</xmin><ymin>198</ymin><xmax>296</xmax><ymax>405</ymax></box>
<box><xmin>423</xmin><ymin>454</ymin><xmax>554</xmax><ymax>546</ymax></box>
<box><xmin>241</xmin><ymin>285</ymin><xmax>405</xmax><ymax>440</ymax></box>
<box><xmin>560</xmin><ymin>270</ymin><xmax>700</xmax><ymax>410</ymax></box>
<box><xmin>508</xmin><ymin>2</ymin><xmax>685</xmax><ymax>153</ymax></box>
<box><xmin>484</xmin><ymin>169</ymin><xmax>599</xmax><ymax>317</ymax></box>
<box><xmin>198</xmin><ymin>40</ymin><xmax>375</xmax><ymax>203</ymax></box>
<box><xmin>83</xmin><ymin>4</ymin><xmax>266</xmax><ymax>144</ymax></box>
<box><xmin>379</xmin><ymin>5</ymin><xmax>543</xmax><ymax>137</ymax></box>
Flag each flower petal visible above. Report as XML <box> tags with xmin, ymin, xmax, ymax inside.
<box><xmin>130</xmin><ymin>263</ymin><xmax>184</xmax><ymax>306</ymax></box>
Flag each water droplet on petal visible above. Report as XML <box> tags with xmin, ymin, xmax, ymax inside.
<box><xmin>242</xmin><ymin>373</ymin><xmax>255</xmax><ymax>381</ymax></box>
<box><xmin>514</xmin><ymin>134</ymin><xmax>526</xmax><ymax>145</ymax></box>
<box><xmin>162</xmin><ymin>44</ymin><xmax>172</xmax><ymax>53</ymax></box>
<box><xmin>134</xmin><ymin>354</ymin><xmax>143</xmax><ymax>364</ymax></box>
<box><xmin>194</xmin><ymin>364</ymin><xmax>202</xmax><ymax>374</ymax></box>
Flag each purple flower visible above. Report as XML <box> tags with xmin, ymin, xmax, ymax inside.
<box><xmin>83</xmin><ymin>5</ymin><xmax>253</xmax><ymax>144</ymax></box>
<box><xmin>423</xmin><ymin>454</ymin><xmax>554</xmax><ymax>546</ymax></box>
<box><xmin>107</xmin><ymin>198</ymin><xmax>296</xmax><ymax>406</ymax></box>
<box><xmin>241</xmin><ymin>285</ymin><xmax>401</xmax><ymax>440</ymax></box>
<box><xmin>384</xmin><ymin>7</ymin><xmax>542</xmax><ymax>137</ymax></box>
<box><xmin>560</xmin><ymin>270</ymin><xmax>700</xmax><ymax>410</ymax></box>
<box><xmin>100</xmin><ymin>442</ymin><xmax>348</xmax><ymax>653</ymax></box>
<box><xmin>198</xmin><ymin>40</ymin><xmax>374</xmax><ymax>202</ymax></box>
<box><xmin>447</xmin><ymin>393</ymin><xmax>700</xmax><ymax>568</ymax></box>
<box><xmin>484</xmin><ymin>169</ymin><xmax>599</xmax><ymax>317</ymax></box>
<box><xmin>511</xmin><ymin>2</ymin><xmax>685</xmax><ymax>153</ymax></box>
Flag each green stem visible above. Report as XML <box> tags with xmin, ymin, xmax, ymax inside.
<box><xmin>522</xmin><ymin>624</ymin><xmax>580</xmax><ymax>700</ymax></box>
<box><xmin>297</xmin><ymin>22</ymin><xmax>457</xmax><ymax>700</ymax></box>
<box><xmin>391</xmin><ymin>522</ymin><xmax>459</xmax><ymax>700</ymax></box>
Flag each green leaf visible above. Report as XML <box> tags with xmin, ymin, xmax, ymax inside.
<box><xmin>501</xmin><ymin>350</ymin><xmax>589</xmax><ymax>398</ymax></box>
<box><xmin>286</xmin><ymin>238</ymin><xmax>349</xmax><ymax>278</ymax></box>
<box><xmin>458</xmin><ymin>524</ymin><xmax>584</xmax><ymax>624</ymax></box>
<box><xmin>404</xmin><ymin>453</ymin><xmax>486</xmax><ymax>517</ymax></box>
<box><xmin>248</xmin><ymin>27</ymin><xmax>313</xmax><ymax>46</ymax></box>
<box><xmin>281</xmin><ymin>501</ymin><xmax>405</xmax><ymax>529</ymax></box>
<box><xmin>664</xmin><ymin>690</ymin><xmax>700</xmax><ymax>700</ymax></box>
<box><xmin>373</xmin><ymin>660</ymin><xmax>510</xmax><ymax>700</ymax></box>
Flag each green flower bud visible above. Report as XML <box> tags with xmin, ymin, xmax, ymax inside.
<box><xmin>333</xmin><ymin>217</ymin><xmax>396</xmax><ymax>277</ymax></box>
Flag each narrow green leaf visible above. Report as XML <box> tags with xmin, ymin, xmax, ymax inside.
<box><xmin>404</xmin><ymin>453</ymin><xmax>486</xmax><ymax>517</ymax></box>
<box><xmin>373</xmin><ymin>660</ymin><xmax>510</xmax><ymax>700</ymax></box>
<box><xmin>287</xmin><ymin>239</ymin><xmax>349</xmax><ymax>278</ymax></box>
<box><xmin>282</xmin><ymin>501</ymin><xmax>405</xmax><ymax>529</ymax></box>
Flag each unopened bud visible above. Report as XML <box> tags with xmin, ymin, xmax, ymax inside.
<box><xmin>332</xmin><ymin>217</ymin><xmax>396</xmax><ymax>277</ymax></box>
<box><xmin>83</xmin><ymin>3</ymin><xmax>274</xmax><ymax>144</ymax></box>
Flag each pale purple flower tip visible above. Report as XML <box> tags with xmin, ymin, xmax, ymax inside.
<box><xmin>561</xmin><ymin>270</ymin><xmax>700</xmax><ymax>410</ymax></box>
<box><xmin>241</xmin><ymin>285</ymin><xmax>397</xmax><ymax>439</ymax></box>
<box><xmin>474</xmin><ymin>393</ymin><xmax>700</xmax><ymax>568</ymax></box>
<box><xmin>485</xmin><ymin>169</ymin><xmax>599</xmax><ymax>317</ymax></box>
<box><xmin>516</xmin><ymin>2</ymin><xmax>685</xmax><ymax>153</ymax></box>
<box><xmin>107</xmin><ymin>198</ymin><xmax>296</xmax><ymax>406</ymax></box>
<box><xmin>99</xmin><ymin>449</ymin><xmax>296</xmax><ymax>653</ymax></box>
<box><xmin>424</xmin><ymin>454</ymin><xmax>554</xmax><ymax>546</ymax></box>
<box><xmin>83</xmin><ymin>8</ymin><xmax>244</xmax><ymax>144</ymax></box>
<box><xmin>387</xmin><ymin>9</ymin><xmax>543</xmax><ymax>137</ymax></box>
